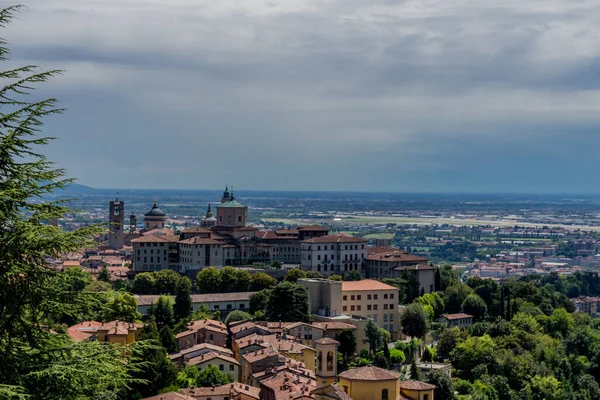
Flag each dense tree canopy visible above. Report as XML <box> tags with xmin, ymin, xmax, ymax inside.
<box><xmin>265</xmin><ymin>281</ymin><xmax>311</xmax><ymax>322</ymax></box>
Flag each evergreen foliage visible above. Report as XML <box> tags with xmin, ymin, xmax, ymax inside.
<box><xmin>173</xmin><ymin>277</ymin><xmax>192</xmax><ymax>321</ymax></box>
<box><xmin>265</xmin><ymin>281</ymin><xmax>310</xmax><ymax>322</ymax></box>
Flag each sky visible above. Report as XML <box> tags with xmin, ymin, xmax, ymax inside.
<box><xmin>3</xmin><ymin>0</ymin><xmax>600</xmax><ymax>193</ymax></box>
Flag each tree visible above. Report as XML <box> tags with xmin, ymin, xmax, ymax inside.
<box><xmin>224</xmin><ymin>310</ymin><xmax>252</xmax><ymax>326</ymax></box>
<box><xmin>84</xmin><ymin>280</ymin><xmax>112</xmax><ymax>292</ymax></box>
<box><xmin>270</xmin><ymin>260</ymin><xmax>282</xmax><ymax>269</ymax></box>
<box><xmin>98</xmin><ymin>266</ymin><xmax>111</xmax><ymax>282</ymax></box>
<box><xmin>328</xmin><ymin>275</ymin><xmax>343</xmax><ymax>281</ymax></box>
<box><xmin>220</xmin><ymin>266</ymin><xmax>241</xmax><ymax>292</ymax></box>
<box><xmin>400</xmin><ymin>303</ymin><xmax>430</xmax><ymax>339</ymax></box>
<box><xmin>0</xmin><ymin>10</ymin><xmax>135</xmax><ymax>396</ymax></box>
<box><xmin>402</xmin><ymin>271</ymin><xmax>421</xmax><ymax>303</ymax></box>
<box><xmin>343</xmin><ymin>270</ymin><xmax>362</xmax><ymax>281</ymax></box>
<box><xmin>132</xmin><ymin>272</ymin><xmax>157</xmax><ymax>294</ymax></box>
<box><xmin>174</xmin><ymin>277</ymin><xmax>192</xmax><ymax>321</ymax></box>
<box><xmin>389</xmin><ymin>348</ymin><xmax>405</xmax><ymax>365</ymax></box>
<box><xmin>373</xmin><ymin>353</ymin><xmax>390</xmax><ymax>369</ymax></box>
<box><xmin>421</xmin><ymin>346</ymin><xmax>434</xmax><ymax>362</ymax></box>
<box><xmin>159</xmin><ymin>325</ymin><xmax>178</xmax><ymax>354</ymax></box>
<box><xmin>435</xmin><ymin>267</ymin><xmax>442</xmax><ymax>292</ymax></box>
<box><xmin>462</xmin><ymin>294</ymin><xmax>488</xmax><ymax>322</ymax></box>
<box><xmin>335</xmin><ymin>329</ymin><xmax>357</xmax><ymax>363</ymax></box>
<box><xmin>154</xmin><ymin>270</ymin><xmax>181</xmax><ymax>294</ymax></box>
<box><xmin>151</xmin><ymin>296</ymin><xmax>175</xmax><ymax>330</ymax></box>
<box><xmin>196</xmin><ymin>364</ymin><xmax>233</xmax><ymax>387</ymax></box>
<box><xmin>445</xmin><ymin>283</ymin><xmax>473</xmax><ymax>314</ymax></box>
<box><xmin>128</xmin><ymin>320</ymin><xmax>177</xmax><ymax>398</ymax></box>
<box><xmin>249</xmin><ymin>272</ymin><xmax>277</xmax><ymax>292</ymax></box>
<box><xmin>196</xmin><ymin>267</ymin><xmax>221</xmax><ymax>294</ymax></box>
<box><xmin>103</xmin><ymin>291</ymin><xmax>142</xmax><ymax>322</ymax></box>
<box><xmin>265</xmin><ymin>282</ymin><xmax>310</xmax><ymax>322</ymax></box>
<box><xmin>284</xmin><ymin>268</ymin><xmax>307</xmax><ymax>283</ymax></box>
<box><xmin>410</xmin><ymin>358</ymin><xmax>421</xmax><ymax>380</ymax></box>
<box><xmin>548</xmin><ymin>308</ymin><xmax>574</xmax><ymax>338</ymax></box>
<box><xmin>249</xmin><ymin>289</ymin><xmax>270</xmax><ymax>314</ymax></box>
<box><xmin>364</xmin><ymin>319</ymin><xmax>381</xmax><ymax>355</ymax></box>
<box><xmin>426</xmin><ymin>370</ymin><xmax>455</xmax><ymax>400</ymax></box>
<box><xmin>436</xmin><ymin>327</ymin><xmax>461</xmax><ymax>362</ymax></box>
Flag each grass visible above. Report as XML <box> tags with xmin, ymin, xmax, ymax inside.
<box><xmin>364</xmin><ymin>233</ymin><xmax>395</xmax><ymax>240</ymax></box>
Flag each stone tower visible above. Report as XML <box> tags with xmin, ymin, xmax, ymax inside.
<box><xmin>315</xmin><ymin>337</ymin><xmax>339</xmax><ymax>386</ymax></box>
<box><xmin>216</xmin><ymin>190</ymin><xmax>248</xmax><ymax>228</ymax></box>
<box><xmin>144</xmin><ymin>199</ymin><xmax>167</xmax><ymax>230</ymax></box>
<box><xmin>129</xmin><ymin>213</ymin><xmax>137</xmax><ymax>232</ymax></box>
<box><xmin>109</xmin><ymin>196</ymin><xmax>125</xmax><ymax>250</ymax></box>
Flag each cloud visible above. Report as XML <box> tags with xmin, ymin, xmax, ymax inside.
<box><xmin>2</xmin><ymin>0</ymin><xmax>600</xmax><ymax>192</ymax></box>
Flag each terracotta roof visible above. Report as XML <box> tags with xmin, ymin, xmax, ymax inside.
<box><xmin>67</xmin><ymin>321</ymin><xmax>103</xmax><ymax>342</ymax></box>
<box><xmin>186</xmin><ymin>351</ymin><xmax>240</xmax><ymax>366</ymax></box>
<box><xmin>181</xmin><ymin>385</ymin><xmax>230</xmax><ymax>397</ymax></box>
<box><xmin>231</xmin><ymin>321</ymin><xmax>271</xmax><ymax>335</ymax></box>
<box><xmin>399</xmin><ymin>380</ymin><xmax>436</xmax><ymax>390</ymax></box>
<box><xmin>142</xmin><ymin>392</ymin><xmax>195</xmax><ymax>400</ymax></box>
<box><xmin>169</xmin><ymin>343</ymin><xmax>233</xmax><ymax>359</ymax></box>
<box><xmin>302</xmin><ymin>233</ymin><xmax>367</xmax><ymax>244</ymax></box>
<box><xmin>242</xmin><ymin>348</ymin><xmax>279</xmax><ymax>363</ymax></box>
<box><xmin>178</xmin><ymin>237</ymin><xmax>223</xmax><ymax>245</ymax></box>
<box><xmin>338</xmin><ymin>366</ymin><xmax>401</xmax><ymax>381</ymax></box>
<box><xmin>275</xmin><ymin>229</ymin><xmax>300</xmax><ymax>235</ymax></box>
<box><xmin>442</xmin><ymin>313</ymin><xmax>474</xmax><ymax>320</ymax></box>
<box><xmin>260</xmin><ymin>370</ymin><xmax>316</xmax><ymax>398</ymax></box>
<box><xmin>131</xmin><ymin>234</ymin><xmax>176</xmax><ymax>243</ymax></box>
<box><xmin>366</xmin><ymin>251</ymin><xmax>429</xmax><ymax>262</ymax></box>
<box><xmin>97</xmin><ymin>320</ymin><xmax>143</xmax><ymax>335</ymax></box>
<box><xmin>181</xmin><ymin>226</ymin><xmax>212</xmax><ymax>234</ymax></box>
<box><xmin>315</xmin><ymin>337</ymin><xmax>340</xmax><ymax>345</ymax></box>
<box><xmin>230</xmin><ymin>382</ymin><xmax>261</xmax><ymax>399</ymax></box>
<box><xmin>342</xmin><ymin>280</ymin><xmax>399</xmax><ymax>292</ymax></box>
<box><xmin>312</xmin><ymin>322</ymin><xmax>356</xmax><ymax>330</ymax></box>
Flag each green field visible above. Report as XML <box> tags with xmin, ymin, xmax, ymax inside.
<box><xmin>364</xmin><ymin>233</ymin><xmax>395</xmax><ymax>240</ymax></box>
<box><xmin>262</xmin><ymin>218</ymin><xmax>310</xmax><ymax>225</ymax></box>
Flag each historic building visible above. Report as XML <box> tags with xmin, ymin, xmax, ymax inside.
<box><xmin>144</xmin><ymin>200</ymin><xmax>167</xmax><ymax>230</ymax></box>
<box><xmin>300</xmin><ymin>233</ymin><xmax>368</xmax><ymax>276</ymax></box>
<box><xmin>108</xmin><ymin>197</ymin><xmax>125</xmax><ymax>250</ymax></box>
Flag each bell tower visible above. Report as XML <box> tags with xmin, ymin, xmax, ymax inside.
<box><xmin>129</xmin><ymin>213</ymin><xmax>137</xmax><ymax>232</ymax></box>
<box><xmin>221</xmin><ymin>185</ymin><xmax>232</xmax><ymax>203</ymax></box>
<box><xmin>315</xmin><ymin>337</ymin><xmax>339</xmax><ymax>386</ymax></box>
<box><xmin>109</xmin><ymin>195</ymin><xmax>125</xmax><ymax>250</ymax></box>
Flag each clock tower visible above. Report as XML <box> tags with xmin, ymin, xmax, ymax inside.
<box><xmin>109</xmin><ymin>196</ymin><xmax>125</xmax><ymax>250</ymax></box>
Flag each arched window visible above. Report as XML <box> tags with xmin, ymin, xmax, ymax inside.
<box><xmin>238</xmin><ymin>216</ymin><xmax>242</xmax><ymax>222</ymax></box>
<box><xmin>326</xmin><ymin>351</ymin><xmax>334</xmax><ymax>371</ymax></box>
<box><xmin>382</xmin><ymin>389</ymin><xmax>389</xmax><ymax>400</ymax></box>
<box><xmin>317</xmin><ymin>351</ymin><xmax>323</xmax><ymax>372</ymax></box>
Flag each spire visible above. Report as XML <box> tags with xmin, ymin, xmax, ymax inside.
<box><xmin>153</xmin><ymin>198</ymin><xmax>157</xmax><ymax>206</ymax></box>
<box><xmin>206</xmin><ymin>203</ymin><xmax>213</xmax><ymax>218</ymax></box>
<box><xmin>230</xmin><ymin>186</ymin><xmax>235</xmax><ymax>201</ymax></box>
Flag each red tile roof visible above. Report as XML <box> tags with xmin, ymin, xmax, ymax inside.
<box><xmin>67</xmin><ymin>321</ymin><xmax>103</xmax><ymax>342</ymax></box>
<box><xmin>315</xmin><ymin>337</ymin><xmax>340</xmax><ymax>345</ymax></box>
<box><xmin>442</xmin><ymin>313</ymin><xmax>474</xmax><ymax>320</ymax></box>
<box><xmin>186</xmin><ymin>351</ymin><xmax>240</xmax><ymax>366</ymax></box>
<box><xmin>394</xmin><ymin>264</ymin><xmax>435</xmax><ymax>271</ymax></box>
<box><xmin>302</xmin><ymin>233</ymin><xmax>367</xmax><ymax>244</ymax></box>
<box><xmin>342</xmin><ymin>279</ymin><xmax>399</xmax><ymax>292</ymax></box>
<box><xmin>366</xmin><ymin>251</ymin><xmax>429</xmax><ymax>263</ymax></box>
<box><xmin>312</xmin><ymin>322</ymin><xmax>357</xmax><ymax>330</ymax></box>
<box><xmin>338</xmin><ymin>366</ymin><xmax>401</xmax><ymax>381</ymax></box>
<box><xmin>399</xmin><ymin>380</ymin><xmax>436</xmax><ymax>390</ymax></box>
<box><xmin>178</xmin><ymin>237</ymin><xmax>223</xmax><ymax>245</ymax></box>
<box><xmin>142</xmin><ymin>392</ymin><xmax>195</xmax><ymax>400</ymax></box>
<box><xmin>131</xmin><ymin>234</ymin><xmax>177</xmax><ymax>243</ymax></box>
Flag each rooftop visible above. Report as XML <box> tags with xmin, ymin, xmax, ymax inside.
<box><xmin>399</xmin><ymin>380</ymin><xmax>436</xmax><ymax>391</ymax></box>
<box><xmin>342</xmin><ymin>279</ymin><xmax>399</xmax><ymax>292</ymax></box>
<box><xmin>134</xmin><ymin>292</ymin><xmax>256</xmax><ymax>306</ymax></box>
<box><xmin>441</xmin><ymin>313</ymin><xmax>474</xmax><ymax>320</ymax></box>
<box><xmin>338</xmin><ymin>366</ymin><xmax>401</xmax><ymax>381</ymax></box>
<box><xmin>302</xmin><ymin>233</ymin><xmax>367</xmax><ymax>244</ymax></box>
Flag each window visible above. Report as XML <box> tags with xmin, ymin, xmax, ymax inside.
<box><xmin>367</xmin><ymin>294</ymin><xmax>372</xmax><ymax>300</ymax></box>
<box><xmin>423</xmin><ymin>395</ymin><xmax>429</xmax><ymax>400</ymax></box>
<box><xmin>227</xmin><ymin>304</ymin><xmax>232</xmax><ymax>310</ymax></box>
<box><xmin>384</xmin><ymin>304</ymin><xmax>388</xmax><ymax>310</ymax></box>
<box><xmin>389</xmin><ymin>314</ymin><xmax>393</xmax><ymax>322</ymax></box>
<box><xmin>384</xmin><ymin>294</ymin><xmax>388</xmax><ymax>299</ymax></box>
<box><xmin>357</xmin><ymin>305</ymin><xmax>361</xmax><ymax>311</ymax></box>
<box><xmin>350</xmin><ymin>295</ymin><xmax>355</xmax><ymax>301</ymax></box>
<box><xmin>390</xmin><ymin>304</ymin><xmax>394</xmax><ymax>309</ymax></box>
<box><xmin>367</xmin><ymin>305</ymin><xmax>372</xmax><ymax>311</ymax></box>
<box><xmin>390</xmin><ymin>293</ymin><xmax>394</xmax><ymax>299</ymax></box>
<box><xmin>343</xmin><ymin>295</ymin><xmax>347</xmax><ymax>301</ymax></box>
<box><xmin>357</xmin><ymin>295</ymin><xmax>361</xmax><ymax>300</ymax></box>
<box><xmin>384</xmin><ymin>314</ymin><xmax>388</xmax><ymax>322</ymax></box>
<box><xmin>238</xmin><ymin>216</ymin><xmax>242</xmax><ymax>222</ymax></box>
<box><xmin>350</xmin><ymin>306</ymin><xmax>355</xmax><ymax>311</ymax></box>
<box><xmin>229</xmin><ymin>364</ymin><xmax>235</xmax><ymax>371</ymax></box>
<box><xmin>343</xmin><ymin>386</ymin><xmax>348</xmax><ymax>393</ymax></box>
<box><xmin>373</xmin><ymin>305</ymin><xmax>378</xmax><ymax>310</ymax></box>
<box><xmin>219</xmin><ymin>364</ymin><xmax>224</xmax><ymax>371</ymax></box>
<box><xmin>374</xmin><ymin>294</ymin><xmax>378</xmax><ymax>300</ymax></box>
<box><xmin>210</xmin><ymin>334</ymin><xmax>214</xmax><ymax>340</ymax></box>
<box><xmin>240</xmin><ymin>304</ymin><xmax>245</xmax><ymax>309</ymax></box>
<box><xmin>382</xmin><ymin>388</ymin><xmax>389</xmax><ymax>400</ymax></box>
<box><xmin>343</xmin><ymin>306</ymin><xmax>347</xmax><ymax>312</ymax></box>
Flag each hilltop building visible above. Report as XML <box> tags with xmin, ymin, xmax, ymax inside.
<box><xmin>108</xmin><ymin>196</ymin><xmax>125</xmax><ymax>250</ymax></box>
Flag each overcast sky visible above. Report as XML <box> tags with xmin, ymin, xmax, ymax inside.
<box><xmin>3</xmin><ymin>0</ymin><xmax>600</xmax><ymax>193</ymax></box>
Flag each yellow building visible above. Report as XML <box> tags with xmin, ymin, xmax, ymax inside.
<box><xmin>341</xmin><ymin>280</ymin><xmax>399</xmax><ymax>337</ymax></box>
<box><xmin>96</xmin><ymin>321</ymin><xmax>142</xmax><ymax>345</ymax></box>
<box><xmin>336</xmin><ymin>366</ymin><xmax>435</xmax><ymax>400</ymax></box>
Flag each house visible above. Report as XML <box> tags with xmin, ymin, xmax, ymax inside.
<box><xmin>134</xmin><ymin>292</ymin><xmax>255</xmax><ymax>316</ymax></box>
<box><xmin>363</xmin><ymin>248</ymin><xmax>434</xmax><ymax>294</ymax></box>
<box><xmin>438</xmin><ymin>313</ymin><xmax>474</xmax><ymax>328</ymax></box>
<box><xmin>176</xmin><ymin>319</ymin><xmax>228</xmax><ymax>351</ymax></box>
<box><xmin>258</xmin><ymin>370</ymin><xmax>316</xmax><ymax>400</ymax></box>
<box><xmin>186</xmin><ymin>351</ymin><xmax>240</xmax><ymax>382</ymax></box>
<box><xmin>181</xmin><ymin>383</ymin><xmax>260</xmax><ymax>400</ymax></box>
<box><xmin>337</xmin><ymin>366</ymin><xmax>436</xmax><ymax>400</ymax></box>
<box><xmin>142</xmin><ymin>392</ymin><xmax>194</xmax><ymax>400</ymax></box>
<box><xmin>67</xmin><ymin>320</ymin><xmax>142</xmax><ymax>345</ymax></box>
<box><xmin>169</xmin><ymin>343</ymin><xmax>233</xmax><ymax>367</ymax></box>
<box><xmin>417</xmin><ymin>362</ymin><xmax>452</xmax><ymax>378</ymax></box>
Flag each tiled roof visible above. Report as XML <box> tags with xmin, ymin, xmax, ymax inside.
<box><xmin>231</xmin><ymin>321</ymin><xmax>271</xmax><ymax>335</ymax></box>
<box><xmin>97</xmin><ymin>320</ymin><xmax>143</xmax><ymax>335</ymax></box>
<box><xmin>260</xmin><ymin>371</ymin><xmax>316</xmax><ymax>398</ymax></box>
<box><xmin>169</xmin><ymin>343</ymin><xmax>232</xmax><ymax>359</ymax></box>
<box><xmin>230</xmin><ymin>382</ymin><xmax>261</xmax><ymax>399</ymax></box>
<box><xmin>366</xmin><ymin>251</ymin><xmax>429</xmax><ymax>262</ymax></box>
<box><xmin>442</xmin><ymin>313</ymin><xmax>473</xmax><ymax>320</ymax></box>
<box><xmin>142</xmin><ymin>392</ymin><xmax>195</xmax><ymax>400</ymax></box>
<box><xmin>393</xmin><ymin>264</ymin><xmax>435</xmax><ymax>271</ymax></box>
<box><xmin>342</xmin><ymin>279</ymin><xmax>399</xmax><ymax>292</ymax></box>
<box><xmin>302</xmin><ymin>233</ymin><xmax>367</xmax><ymax>244</ymax></box>
<box><xmin>315</xmin><ymin>337</ymin><xmax>340</xmax><ymax>345</ymax></box>
<box><xmin>131</xmin><ymin>234</ymin><xmax>177</xmax><ymax>243</ymax></box>
<box><xmin>399</xmin><ymin>379</ymin><xmax>436</xmax><ymax>390</ymax></box>
<box><xmin>181</xmin><ymin>226</ymin><xmax>212</xmax><ymax>234</ymax></box>
<box><xmin>181</xmin><ymin>385</ymin><xmax>230</xmax><ymax>397</ymax></box>
<box><xmin>178</xmin><ymin>237</ymin><xmax>222</xmax><ymax>245</ymax></box>
<box><xmin>338</xmin><ymin>366</ymin><xmax>401</xmax><ymax>381</ymax></box>
<box><xmin>67</xmin><ymin>321</ymin><xmax>103</xmax><ymax>342</ymax></box>
<box><xmin>242</xmin><ymin>348</ymin><xmax>279</xmax><ymax>363</ymax></box>
<box><xmin>186</xmin><ymin>351</ymin><xmax>240</xmax><ymax>366</ymax></box>
<box><xmin>312</xmin><ymin>322</ymin><xmax>356</xmax><ymax>330</ymax></box>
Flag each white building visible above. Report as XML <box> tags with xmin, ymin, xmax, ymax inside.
<box><xmin>300</xmin><ymin>233</ymin><xmax>368</xmax><ymax>276</ymax></box>
<box><xmin>178</xmin><ymin>236</ymin><xmax>225</xmax><ymax>272</ymax></box>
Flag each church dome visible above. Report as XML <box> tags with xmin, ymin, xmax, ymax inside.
<box><xmin>145</xmin><ymin>203</ymin><xmax>166</xmax><ymax>217</ymax></box>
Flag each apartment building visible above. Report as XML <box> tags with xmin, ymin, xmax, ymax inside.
<box><xmin>341</xmin><ymin>280</ymin><xmax>399</xmax><ymax>336</ymax></box>
<box><xmin>300</xmin><ymin>233</ymin><xmax>368</xmax><ymax>276</ymax></box>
